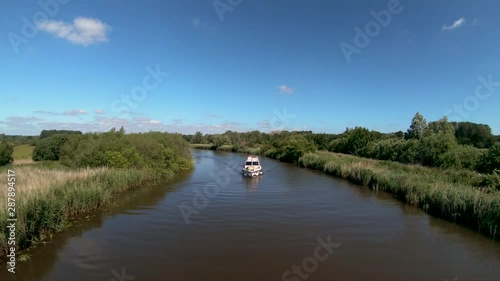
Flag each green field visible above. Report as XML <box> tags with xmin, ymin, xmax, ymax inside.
<box><xmin>13</xmin><ymin>145</ymin><xmax>35</xmax><ymax>160</ymax></box>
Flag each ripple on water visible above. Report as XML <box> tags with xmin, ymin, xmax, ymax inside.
<box><xmin>17</xmin><ymin>151</ymin><xmax>500</xmax><ymax>281</ymax></box>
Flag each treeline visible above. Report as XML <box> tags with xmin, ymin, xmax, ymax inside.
<box><xmin>0</xmin><ymin>133</ymin><xmax>38</xmax><ymax>146</ymax></box>
<box><xmin>30</xmin><ymin>127</ymin><xmax>193</xmax><ymax>176</ymax></box>
<box><xmin>39</xmin><ymin>129</ymin><xmax>82</xmax><ymax>139</ymax></box>
<box><xmin>184</xmin><ymin>113</ymin><xmax>500</xmax><ymax>175</ymax></box>
<box><xmin>0</xmin><ymin>128</ymin><xmax>193</xmax><ymax>257</ymax></box>
<box><xmin>0</xmin><ymin>128</ymin><xmax>191</xmax><ymax>178</ymax></box>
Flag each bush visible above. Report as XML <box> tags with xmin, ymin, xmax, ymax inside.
<box><xmin>418</xmin><ymin>133</ymin><xmax>458</xmax><ymax>167</ymax></box>
<box><xmin>212</xmin><ymin>135</ymin><xmax>231</xmax><ymax>148</ymax></box>
<box><xmin>475</xmin><ymin>169</ymin><xmax>500</xmax><ymax>193</ymax></box>
<box><xmin>344</xmin><ymin>127</ymin><xmax>373</xmax><ymax>155</ymax></box>
<box><xmin>32</xmin><ymin>134</ymin><xmax>70</xmax><ymax>161</ymax></box>
<box><xmin>362</xmin><ymin>138</ymin><xmax>404</xmax><ymax>161</ymax></box>
<box><xmin>397</xmin><ymin>139</ymin><xmax>421</xmax><ymax>164</ymax></box>
<box><xmin>477</xmin><ymin>143</ymin><xmax>500</xmax><ymax>174</ymax></box>
<box><xmin>328</xmin><ymin>138</ymin><xmax>348</xmax><ymax>153</ymax></box>
<box><xmin>269</xmin><ymin>134</ymin><xmax>316</xmax><ymax>163</ymax></box>
<box><xmin>60</xmin><ymin>130</ymin><xmax>193</xmax><ymax>177</ymax></box>
<box><xmin>0</xmin><ymin>142</ymin><xmax>13</xmax><ymax>166</ymax></box>
<box><xmin>437</xmin><ymin>145</ymin><xmax>484</xmax><ymax>170</ymax></box>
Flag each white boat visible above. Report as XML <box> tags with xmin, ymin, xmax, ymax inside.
<box><xmin>242</xmin><ymin>155</ymin><xmax>263</xmax><ymax>177</ymax></box>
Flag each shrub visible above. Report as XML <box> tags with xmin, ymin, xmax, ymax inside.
<box><xmin>477</xmin><ymin>143</ymin><xmax>500</xmax><ymax>174</ymax></box>
<box><xmin>476</xmin><ymin>169</ymin><xmax>500</xmax><ymax>192</ymax></box>
<box><xmin>362</xmin><ymin>138</ymin><xmax>404</xmax><ymax>161</ymax></box>
<box><xmin>0</xmin><ymin>142</ymin><xmax>13</xmax><ymax>166</ymax></box>
<box><xmin>418</xmin><ymin>133</ymin><xmax>458</xmax><ymax>167</ymax></box>
<box><xmin>269</xmin><ymin>134</ymin><xmax>316</xmax><ymax>163</ymax></box>
<box><xmin>328</xmin><ymin>137</ymin><xmax>348</xmax><ymax>153</ymax></box>
<box><xmin>105</xmin><ymin>151</ymin><xmax>130</xmax><ymax>168</ymax></box>
<box><xmin>60</xmin><ymin>130</ymin><xmax>193</xmax><ymax>176</ymax></box>
<box><xmin>32</xmin><ymin>134</ymin><xmax>69</xmax><ymax>161</ymax></box>
<box><xmin>212</xmin><ymin>135</ymin><xmax>231</xmax><ymax>148</ymax></box>
<box><xmin>437</xmin><ymin>145</ymin><xmax>484</xmax><ymax>170</ymax></box>
<box><xmin>397</xmin><ymin>139</ymin><xmax>420</xmax><ymax>164</ymax></box>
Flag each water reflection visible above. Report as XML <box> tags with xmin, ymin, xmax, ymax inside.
<box><xmin>0</xmin><ymin>171</ymin><xmax>192</xmax><ymax>281</ymax></box>
<box><xmin>243</xmin><ymin>176</ymin><xmax>261</xmax><ymax>191</ymax></box>
<box><xmin>4</xmin><ymin>150</ymin><xmax>500</xmax><ymax>281</ymax></box>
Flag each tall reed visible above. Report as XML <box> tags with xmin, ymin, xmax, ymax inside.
<box><xmin>300</xmin><ymin>151</ymin><xmax>500</xmax><ymax>240</ymax></box>
<box><xmin>0</xmin><ymin>165</ymin><xmax>152</xmax><ymax>256</ymax></box>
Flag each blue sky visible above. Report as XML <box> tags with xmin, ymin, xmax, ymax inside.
<box><xmin>1</xmin><ymin>0</ymin><xmax>499</xmax><ymax>135</ymax></box>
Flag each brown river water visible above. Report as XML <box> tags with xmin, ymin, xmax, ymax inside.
<box><xmin>2</xmin><ymin>149</ymin><xmax>500</xmax><ymax>281</ymax></box>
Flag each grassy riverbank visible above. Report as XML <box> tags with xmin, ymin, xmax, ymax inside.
<box><xmin>299</xmin><ymin>151</ymin><xmax>500</xmax><ymax>240</ymax></box>
<box><xmin>0</xmin><ymin>164</ymin><xmax>154</xmax><ymax>257</ymax></box>
<box><xmin>0</xmin><ymin>131</ymin><xmax>194</xmax><ymax>258</ymax></box>
<box><xmin>191</xmin><ymin>141</ymin><xmax>499</xmax><ymax>239</ymax></box>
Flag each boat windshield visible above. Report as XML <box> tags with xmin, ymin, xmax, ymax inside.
<box><xmin>252</xmin><ymin>162</ymin><xmax>259</xmax><ymax>165</ymax></box>
<box><xmin>246</xmin><ymin>161</ymin><xmax>252</xmax><ymax>165</ymax></box>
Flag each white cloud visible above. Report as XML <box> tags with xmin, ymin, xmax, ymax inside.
<box><xmin>37</xmin><ymin>17</ymin><xmax>111</xmax><ymax>46</ymax></box>
<box><xmin>33</xmin><ymin>110</ymin><xmax>59</xmax><ymax>115</ymax></box>
<box><xmin>64</xmin><ymin>109</ymin><xmax>87</xmax><ymax>116</ymax></box>
<box><xmin>133</xmin><ymin>117</ymin><xmax>161</xmax><ymax>125</ymax></box>
<box><xmin>95</xmin><ymin>109</ymin><xmax>105</xmax><ymax>114</ymax></box>
<box><xmin>1</xmin><ymin>114</ymin><xmax>251</xmax><ymax>135</ymax></box>
<box><xmin>34</xmin><ymin>109</ymin><xmax>88</xmax><ymax>116</ymax></box>
<box><xmin>278</xmin><ymin>85</ymin><xmax>294</xmax><ymax>94</ymax></box>
<box><xmin>442</xmin><ymin>17</ymin><xmax>466</xmax><ymax>31</ymax></box>
<box><xmin>257</xmin><ymin>118</ymin><xmax>270</xmax><ymax>129</ymax></box>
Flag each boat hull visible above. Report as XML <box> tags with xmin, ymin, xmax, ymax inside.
<box><xmin>242</xmin><ymin>168</ymin><xmax>263</xmax><ymax>177</ymax></box>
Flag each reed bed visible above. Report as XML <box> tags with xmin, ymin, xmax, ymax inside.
<box><xmin>299</xmin><ymin>151</ymin><xmax>500</xmax><ymax>240</ymax></box>
<box><xmin>0</xmin><ymin>165</ymin><xmax>152</xmax><ymax>256</ymax></box>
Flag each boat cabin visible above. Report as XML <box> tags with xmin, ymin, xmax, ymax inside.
<box><xmin>245</xmin><ymin>156</ymin><xmax>260</xmax><ymax>167</ymax></box>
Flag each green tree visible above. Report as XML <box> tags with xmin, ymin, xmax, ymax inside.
<box><xmin>405</xmin><ymin>112</ymin><xmax>427</xmax><ymax>140</ymax></box>
<box><xmin>426</xmin><ymin>116</ymin><xmax>455</xmax><ymax>136</ymax></box>
<box><xmin>344</xmin><ymin>127</ymin><xmax>373</xmax><ymax>155</ymax></box>
<box><xmin>476</xmin><ymin>143</ymin><xmax>500</xmax><ymax>173</ymax></box>
<box><xmin>437</xmin><ymin>145</ymin><xmax>483</xmax><ymax>170</ymax></box>
<box><xmin>273</xmin><ymin>134</ymin><xmax>316</xmax><ymax>163</ymax></box>
<box><xmin>39</xmin><ymin>129</ymin><xmax>82</xmax><ymax>139</ymax></box>
<box><xmin>0</xmin><ymin>142</ymin><xmax>13</xmax><ymax>166</ymax></box>
<box><xmin>453</xmin><ymin>122</ymin><xmax>495</xmax><ymax>148</ymax></box>
<box><xmin>223</xmin><ymin>130</ymin><xmax>241</xmax><ymax>145</ymax></box>
<box><xmin>105</xmin><ymin>151</ymin><xmax>130</xmax><ymax>168</ymax></box>
<box><xmin>32</xmin><ymin>134</ymin><xmax>70</xmax><ymax>161</ymax></box>
<box><xmin>191</xmin><ymin>131</ymin><xmax>204</xmax><ymax>144</ymax></box>
<box><xmin>60</xmin><ymin>131</ymin><xmax>193</xmax><ymax>175</ymax></box>
<box><xmin>212</xmin><ymin>135</ymin><xmax>231</xmax><ymax>148</ymax></box>
<box><xmin>418</xmin><ymin>132</ymin><xmax>458</xmax><ymax>167</ymax></box>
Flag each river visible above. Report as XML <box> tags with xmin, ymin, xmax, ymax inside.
<box><xmin>2</xmin><ymin>149</ymin><xmax>500</xmax><ymax>281</ymax></box>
